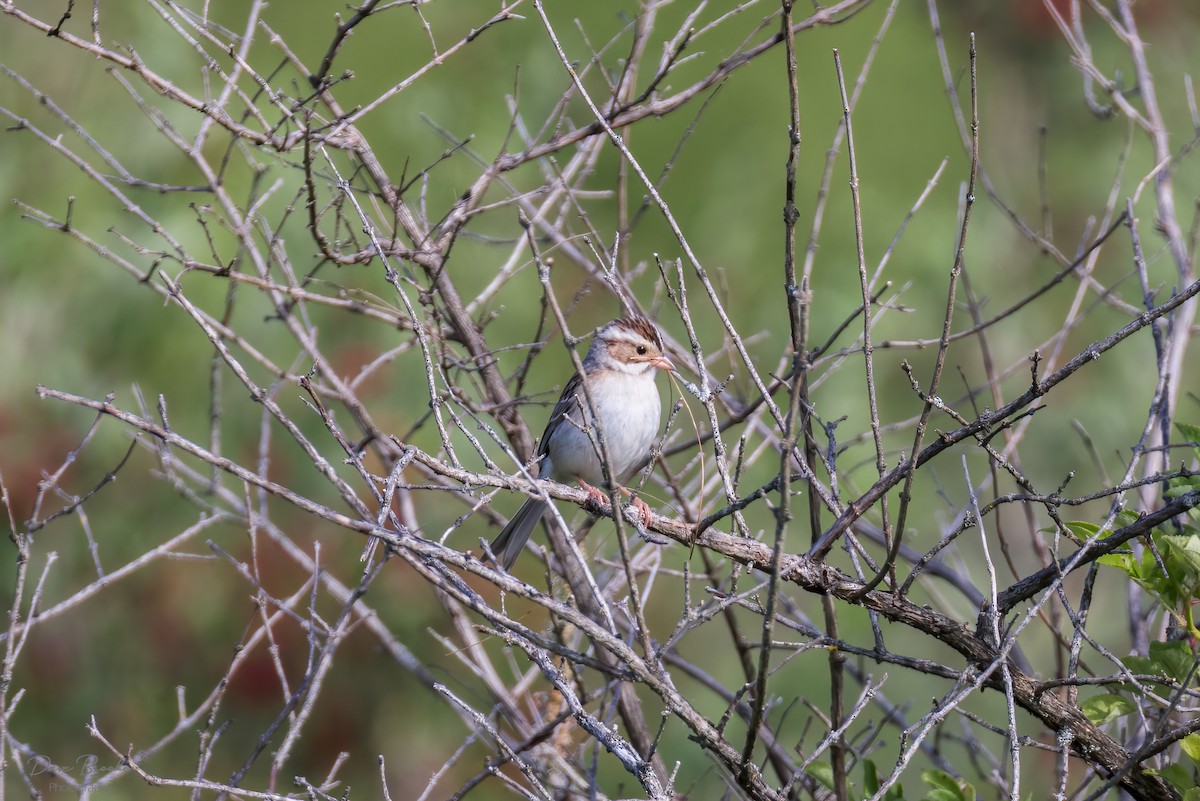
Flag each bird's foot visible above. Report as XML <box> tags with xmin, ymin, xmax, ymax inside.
<box><xmin>578</xmin><ymin>479</ymin><xmax>611</xmax><ymax>509</ymax></box>
<box><xmin>578</xmin><ymin>481</ymin><xmax>658</xmax><ymax>532</ymax></box>
<box><xmin>629</xmin><ymin>494</ymin><xmax>653</xmax><ymax>528</ymax></box>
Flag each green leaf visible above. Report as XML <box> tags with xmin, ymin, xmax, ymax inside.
<box><xmin>1080</xmin><ymin>693</ymin><xmax>1136</xmax><ymax>724</ymax></box>
<box><xmin>1101</xmin><ymin>538</ymin><xmax>1190</xmax><ymax>607</ymax></box>
<box><xmin>1096</xmin><ymin>541</ymin><xmax>1188</xmax><ymax>608</ymax></box>
<box><xmin>1149</xmin><ymin>640</ymin><xmax>1197</xmax><ymax>684</ymax></box>
<box><xmin>1097</xmin><ymin>553</ymin><xmax>1135</xmax><ymax>574</ymax></box>
<box><xmin>921</xmin><ymin>770</ymin><xmax>974</xmax><ymax>801</ymax></box>
<box><xmin>1165</xmin><ymin>475</ymin><xmax>1200</xmax><ymax>500</ymax></box>
<box><xmin>1181</xmin><ymin>733</ymin><xmax>1200</xmax><ymax>766</ymax></box>
<box><xmin>922</xmin><ymin>770</ymin><xmax>957</xmax><ymax>791</ymax></box>
<box><xmin>1176</xmin><ymin>422</ymin><xmax>1200</xmax><ymax>448</ymax></box>
<box><xmin>1065</xmin><ymin>521</ymin><xmax>1102</xmax><ymax>539</ymax></box>
<box><xmin>861</xmin><ymin>759</ymin><xmax>905</xmax><ymax>800</ymax></box>
<box><xmin>924</xmin><ymin>792</ymin><xmax>958</xmax><ymax>801</ymax></box>
<box><xmin>1157</xmin><ymin>762</ymin><xmax>1196</xmax><ymax>793</ymax></box>
<box><xmin>1123</xmin><ymin>654</ymin><xmax>1174</xmax><ymax>683</ymax></box>
<box><xmin>862</xmin><ymin>759</ymin><xmax>905</xmax><ymax>801</ymax></box>
<box><xmin>1160</xmin><ymin>535</ymin><xmax>1200</xmax><ymax>597</ymax></box>
<box><xmin>1122</xmin><ymin>641</ymin><xmax>1197</xmax><ymax>684</ymax></box>
<box><xmin>1114</xmin><ymin>508</ymin><xmax>1141</xmax><ymax>528</ymax></box>
<box><xmin>862</xmin><ymin>759</ymin><xmax>880</xmax><ymax>794</ymax></box>
<box><xmin>806</xmin><ymin>761</ymin><xmax>836</xmax><ymax>791</ymax></box>
<box><xmin>1183</xmin><ymin>788</ymin><xmax>1200</xmax><ymax>801</ymax></box>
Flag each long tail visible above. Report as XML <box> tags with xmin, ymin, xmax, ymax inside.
<box><xmin>489</xmin><ymin>497</ymin><xmax>547</xmax><ymax>570</ymax></box>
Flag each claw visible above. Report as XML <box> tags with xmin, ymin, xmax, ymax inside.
<box><xmin>629</xmin><ymin>495</ymin><xmax>653</xmax><ymax>527</ymax></box>
<box><xmin>578</xmin><ymin>481</ymin><xmax>656</xmax><ymax>530</ymax></box>
<box><xmin>578</xmin><ymin>479</ymin><xmax>610</xmax><ymax>508</ymax></box>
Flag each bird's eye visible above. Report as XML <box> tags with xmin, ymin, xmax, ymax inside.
<box><xmin>636</xmin><ymin>345</ymin><xmax>647</xmax><ymax>355</ymax></box>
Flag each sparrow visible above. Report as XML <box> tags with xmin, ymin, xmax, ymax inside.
<box><xmin>490</xmin><ymin>316</ymin><xmax>673</xmax><ymax>569</ymax></box>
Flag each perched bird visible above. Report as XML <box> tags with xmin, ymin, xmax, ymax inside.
<box><xmin>490</xmin><ymin>316</ymin><xmax>674</xmax><ymax>570</ymax></box>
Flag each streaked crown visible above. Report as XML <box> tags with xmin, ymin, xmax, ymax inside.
<box><xmin>598</xmin><ymin>316</ymin><xmax>663</xmax><ymax>350</ymax></box>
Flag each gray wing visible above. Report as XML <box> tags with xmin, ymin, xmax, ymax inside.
<box><xmin>537</xmin><ymin>371</ymin><xmax>585</xmax><ymax>459</ymax></box>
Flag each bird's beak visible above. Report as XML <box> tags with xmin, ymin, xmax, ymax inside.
<box><xmin>650</xmin><ymin>355</ymin><xmax>675</xmax><ymax>373</ymax></box>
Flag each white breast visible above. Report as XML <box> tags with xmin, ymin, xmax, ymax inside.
<box><xmin>544</xmin><ymin>372</ymin><xmax>662</xmax><ymax>485</ymax></box>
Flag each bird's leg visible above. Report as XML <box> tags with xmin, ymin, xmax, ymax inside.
<box><xmin>577</xmin><ymin>480</ymin><xmax>654</xmax><ymax>528</ymax></box>
<box><xmin>577</xmin><ymin>478</ymin><xmax>611</xmax><ymax>508</ymax></box>
<box><xmin>626</xmin><ymin>493</ymin><xmax>654</xmax><ymax>528</ymax></box>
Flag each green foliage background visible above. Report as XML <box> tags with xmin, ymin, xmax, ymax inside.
<box><xmin>1</xmin><ymin>1</ymin><xmax>1198</xmax><ymax>797</ymax></box>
